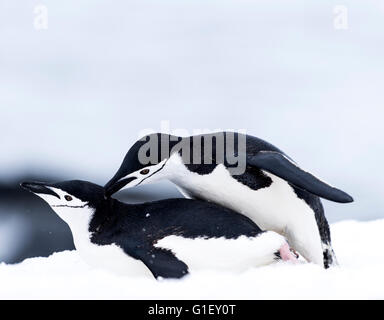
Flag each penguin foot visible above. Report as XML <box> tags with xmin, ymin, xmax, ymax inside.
<box><xmin>279</xmin><ymin>243</ymin><xmax>298</xmax><ymax>262</ymax></box>
<box><xmin>290</xmin><ymin>248</ymin><xmax>300</xmax><ymax>259</ymax></box>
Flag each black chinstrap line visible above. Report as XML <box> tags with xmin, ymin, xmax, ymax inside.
<box><xmin>137</xmin><ymin>159</ymin><xmax>168</xmax><ymax>186</ymax></box>
<box><xmin>52</xmin><ymin>204</ymin><xmax>88</xmax><ymax>209</ymax></box>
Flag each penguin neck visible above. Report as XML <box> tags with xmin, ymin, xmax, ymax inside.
<box><xmin>88</xmin><ymin>198</ymin><xmax>143</xmax><ymax>234</ymax></box>
<box><xmin>52</xmin><ymin>197</ymin><xmax>122</xmax><ymax>250</ymax></box>
<box><xmin>164</xmin><ymin>152</ymin><xmax>200</xmax><ymax>185</ymax></box>
<box><xmin>88</xmin><ymin>197</ymin><xmax>123</xmax><ymax>233</ymax></box>
<box><xmin>51</xmin><ymin>204</ymin><xmax>96</xmax><ymax>250</ymax></box>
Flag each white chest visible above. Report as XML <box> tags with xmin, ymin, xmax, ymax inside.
<box><xmin>75</xmin><ymin>237</ymin><xmax>152</xmax><ymax>278</ymax></box>
<box><xmin>52</xmin><ymin>206</ymin><xmax>152</xmax><ymax>278</ymax></box>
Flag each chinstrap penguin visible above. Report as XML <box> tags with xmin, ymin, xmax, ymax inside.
<box><xmin>104</xmin><ymin>132</ymin><xmax>354</xmax><ymax>268</ymax></box>
<box><xmin>21</xmin><ymin>180</ymin><xmax>296</xmax><ymax>279</ymax></box>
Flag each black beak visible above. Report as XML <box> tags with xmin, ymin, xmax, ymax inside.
<box><xmin>20</xmin><ymin>181</ymin><xmax>60</xmax><ymax>199</ymax></box>
<box><xmin>104</xmin><ymin>176</ymin><xmax>138</xmax><ymax>198</ymax></box>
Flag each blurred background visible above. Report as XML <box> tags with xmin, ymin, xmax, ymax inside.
<box><xmin>0</xmin><ymin>0</ymin><xmax>383</xmax><ymax>264</ymax></box>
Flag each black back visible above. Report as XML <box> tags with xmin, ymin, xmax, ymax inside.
<box><xmin>89</xmin><ymin>197</ymin><xmax>264</xmax><ymax>279</ymax></box>
<box><xmin>87</xmin><ymin>196</ymin><xmax>263</xmax><ymax>279</ymax></box>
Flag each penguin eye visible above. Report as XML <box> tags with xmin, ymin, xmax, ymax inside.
<box><xmin>140</xmin><ymin>169</ymin><xmax>150</xmax><ymax>175</ymax></box>
<box><xmin>64</xmin><ymin>195</ymin><xmax>73</xmax><ymax>201</ymax></box>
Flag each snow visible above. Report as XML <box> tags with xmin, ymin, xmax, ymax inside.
<box><xmin>0</xmin><ymin>219</ymin><xmax>383</xmax><ymax>299</ymax></box>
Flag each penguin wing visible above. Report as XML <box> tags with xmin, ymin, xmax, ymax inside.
<box><xmin>134</xmin><ymin>247</ymin><xmax>189</xmax><ymax>280</ymax></box>
<box><xmin>247</xmin><ymin>151</ymin><xmax>354</xmax><ymax>203</ymax></box>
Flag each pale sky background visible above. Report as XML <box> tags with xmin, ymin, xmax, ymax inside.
<box><xmin>0</xmin><ymin>0</ymin><xmax>383</xmax><ymax>222</ymax></box>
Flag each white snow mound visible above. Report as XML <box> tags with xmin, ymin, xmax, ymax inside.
<box><xmin>0</xmin><ymin>219</ymin><xmax>383</xmax><ymax>299</ymax></box>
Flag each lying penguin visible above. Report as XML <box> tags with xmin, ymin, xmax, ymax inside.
<box><xmin>104</xmin><ymin>132</ymin><xmax>354</xmax><ymax>268</ymax></box>
<box><xmin>21</xmin><ymin>180</ymin><xmax>297</xmax><ymax>279</ymax></box>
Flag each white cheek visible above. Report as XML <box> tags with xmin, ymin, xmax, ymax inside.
<box><xmin>52</xmin><ymin>206</ymin><xmax>92</xmax><ymax>230</ymax></box>
<box><xmin>37</xmin><ymin>194</ymin><xmax>62</xmax><ymax>207</ymax></box>
<box><xmin>127</xmin><ymin>161</ymin><xmax>168</xmax><ymax>186</ymax></box>
<box><xmin>137</xmin><ymin>175</ymin><xmax>150</xmax><ymax>185</ymax></box>
<box><xmin>137</xmin><ymin>173</ymin><xmax>158</xmax><ymax>185</ymax></box>
<box><xmin>35</xmin><ymin>188</ymin><xmax>89</xmax><ymax>225</ymax></box>
<box><xmin>49</xmin><ymin>188</ymin><xmax>86</xmax><ymax>207</ymax></box>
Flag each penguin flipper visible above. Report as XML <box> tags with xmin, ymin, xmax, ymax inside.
<box><xmin>247</xmin><ymin>151</ymin><xmax>354</xmax><ymax>203</ymax></box>
<box><xmin>136</xmin><ymin>247</ymin><xmax>189</xmax><ymax>280</ymax></box>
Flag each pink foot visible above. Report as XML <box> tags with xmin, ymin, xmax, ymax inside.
<box><xmin>279</xmin><ymin>243</ymin><xmax>298</xmax><ymax>263</ymax></box>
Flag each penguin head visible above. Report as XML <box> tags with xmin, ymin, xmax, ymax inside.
<box><xmin>21</xmin><ymin>180</ymin><xmax>105</xmax><ymax>227</ymax></box>
<box><xmin>105</xmin><ymin>133</ymin><xmax>181</xmax><ymax>197</ymax></box>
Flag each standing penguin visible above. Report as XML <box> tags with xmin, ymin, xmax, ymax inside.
<box><xmin>104</xmin><ymin>132</ymin><xmax>354</xmax><ymax>268</ymax></box>
<box><xmin>21</xmin><ymin>180</ymin><xmax>296</xmax><ymax>279</ymax></box>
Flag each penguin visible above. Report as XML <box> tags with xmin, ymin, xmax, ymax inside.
<box><xmin>104</xmin><ymin>132</ymin><xmax>354</xmax><ymax>269</ymax></box>
<box><xmin>20</xmin><ymin>180</ymin><xmax>296</xmax><ymax>280</ymax></box>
